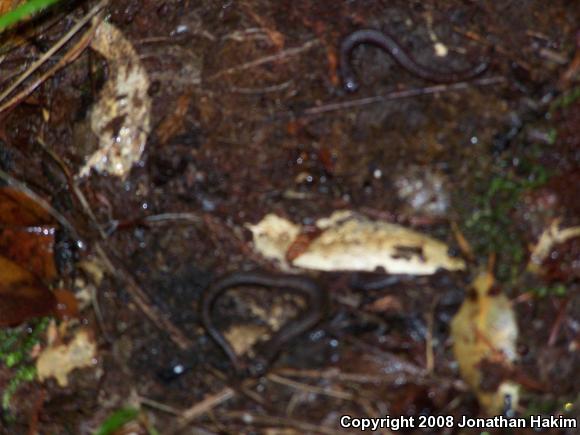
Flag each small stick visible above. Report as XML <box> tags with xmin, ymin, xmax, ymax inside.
<box><xmin>267</xmin><ymin>373</ymin><xmax>355</xmax><ymax>401</ymax></box>
<box><xmin>275</xmin><ymin>367</ymin><xmax>431</xmax><ymax>385</ymax></box>
<box><xmin>293</xmin><ymin>76</ymin><xmax>505</xmax><ymax>117</ymax></box>
<box><xmin>177</xmin><ymin>387</ymin><xmax>235</xmax><ymax>427</ymax></box>
<box><xmin>0</xmin><ymin>14</ymin><xmax>101</xmax><ymax>113</ymax></box>
<box><xmin>548</xmin><ymin>297</ymin><xmax>570</xmax><ymax>347</ymax></box>
<box><xmin>138</xmin><ymin>396</ymin><xmax>181</xmax><ymax>415</ymax></box>
<box><xmin>0</xmin><ymin>168</ymin><xmax>79</xmax><ymax>239</ymax></box>
<box><xmin>0</xmin><ymin>0</ymin><xmax>109</xmax><ymax>110</ymax></box>
<box><xmin>206</xmin><ymin>39</ymin><xmax>321</xmax><ymax>81</ymax></box>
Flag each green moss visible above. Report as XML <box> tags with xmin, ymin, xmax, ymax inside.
<box><xmin>546</xmin><ymin>128</ymin><xmax>558</xmax><ymax>146</ymax></box>
<box><xmin>96</xmin><ymin>407</ymin><xmax>159</xmax><ymax>435</ymax></box>
<box><xmin>460</xmin><ymin>148</ymin><xmax>549</xmax><ymax>283</ymax></box>
<box><xmin>0</xmin><ymin>318</ymin><xmax>49</xmax><ymax>411</ymax></box>
<box><xmin>529</xmin><ymin>283</ymin><xmax>567</xmax><ymax>298</ymax></box>
<box><xmin>96</xmin><ymin>408</ymin><xmax>140</xmax><ymax>435</ymax></box>
<box><xmin>2</xmin><ymin>365</ymin><xmax>37</xmax><ymax>411</ymax></box>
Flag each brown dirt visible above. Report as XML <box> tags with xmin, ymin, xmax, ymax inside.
<box><xmin>0</xmin><ymin>0</ymin><xmax>579</xmax><ymax>434</ymax></box>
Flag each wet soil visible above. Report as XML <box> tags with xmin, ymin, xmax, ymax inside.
<box><xmin>0</xmin><ymin>0</ymin><xmax>579</xmax><ymax>434</ymax></box>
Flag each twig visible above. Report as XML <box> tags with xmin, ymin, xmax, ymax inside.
<box><xmin>548</xmin><ymin>297</ymin><xmax>570</xmax><ymax>347</ymax></box>
<box><xmin>274</xmin><ymin>367</ymin><xmax>426</xmax><ymax>385</ymax></box>
<box><xmin>143</xmin><ymin>212</ymin><xmax>204</xmax><ymax>226</ymax></box>
<box><xmin>177</xmin><ymin>387</ymin><xmax>235</xmax><ymax>427</ymax></box>
<box><xmin>343</xmin><ymin>336</ymin><xmax>427</xmax><ymax>376</ymax></box>
<box><xmin>0</xmin><ymin>168</ymin><xmax>79</xmax><ymax>240</ymax></box>
<box><xmin>0</xmin><ymin>13</ymin><xmax>101</xmax><ymax>113</ymax></box>
<box><xmin>267</xmin><ymin>373</ymin><xmax>354</xmax><ymax>401</ymax></box>
<box><xmin>289</xmin><ymin>76</ymin><xmax>505</xmax><ymax>117</ymax></box>
<box><xmin>451</xmin><ymin>220</ymin><xmax>475</xmax><ymax>262</ymax></box>
<box><xmin>105</xmin><ymin>212</ymin><xmax>204</xmax><ymax>236</ymax></box>
<box><xmin>36</xmin><ymin>138</ymin><xmax>113</xmax><ymax>340</ymax></box>
<box><xmin>228</xmin><ymin>79</ymin><xmax>293</xmax><ymax>94</ymax></box>
<box><xmin>0</xmin><ymin>0</ymin><xmax>109</xmax><ymax>110</ymax></box>
<box><xmin>207</xmin><ymin>367</ymin><xmax>268</xmax><ymax>408</ymax></box>
<box><xmin>37</xmin><ymin>129</ymin><xmax>106</xmax><ymax>243</ymax></box>
<box><xmin>425</xmin><ymin>296</ymin><xmax>440</xmax><ymax>373</ymax></box>
<box><xmin>174</xmin><ymin>369</ymin><xmax>278</xmax><ymax>432</ymax></box>
<box><xmin>222</xmin><ymin>28</ymin><xmax>270</xmax><ymax>42</ymax></box>
<box><xmin>139</xmin><ymin>396</ymin><xmax>182</xmax><ymax>416</ymax></box>
<box><xmin>206</xmin><ymin>39</ymin><xmax>321</xmax><ymax>81</ymax></box>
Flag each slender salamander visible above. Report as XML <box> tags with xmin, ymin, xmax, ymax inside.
<box><xmin>339</xmin><ymin>28</ymin><xmax>489</xmax><ymax>92</ymax></box>
<box><xmin>200</xmin><ymin>271</ymin><xmax>328</xmax><ymax>377</ymax></box>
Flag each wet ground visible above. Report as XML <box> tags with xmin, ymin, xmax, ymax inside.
<box><xmin>0</xmin><ymin>0</ymin><xmax>579</xmax><ymax>433</ymax></box>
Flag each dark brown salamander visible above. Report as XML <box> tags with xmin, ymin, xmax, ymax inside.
<box><xmin>200</xmin><ymin>271</ymin><xmax>328</xmax><ymax>377</ymax></box>
<box><xmin>339</xmin><ymin>29</ymin><xmax>489</xmax><ymax>92</ymax></box>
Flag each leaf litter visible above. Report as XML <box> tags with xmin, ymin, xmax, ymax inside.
<box><xmin>78</xmin><ymin>19</ymin><xmax>151</xmax><ymax>179</ymax></box>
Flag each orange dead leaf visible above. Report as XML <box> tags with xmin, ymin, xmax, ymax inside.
<box><xmin>0</xmin><ymin>226</ymin><xmax>57</xmax><ymax>281</ymax></box>
<box><xmin>0</xmin><ymin>0</ymin><xmax>19</xmax><ymax>15</ymax></box>
<box><xmin>156</xmin><ymin>93</ymin><xmax>193</xmax><ymax>145</ymax></box>
<box><xmin>451</xmin><ymin>270</ymin><xmax>519</xmax><ymax>415</ymax></box>
<box><xmin>326</xmin><ymin>42</ymin><xmax>339</xmax><ymax>86</ymax></box>
<box><xmin>366</xmin><ymin>295</ymin><xmax>404</xmax><ymax>313</ymax></box>
<box><xmin>285</xmin><ymin>228</ymin><xmax>321</xmax><ymax>262</ymax></box>
<box><xmin>451</xmin><ymin>221</ymin><xmax>474</xmax><ymax>261</ymax></box>
<box><xmin>0</xmin><ymin>187</ymin><xmax>53</xmax><ymax>226</ymax></box>
<box><xmin>52</xmin><ymin>289</ymin><xmax>79</xmax><ymax>321</ymax></box>
<box><xmin>0</xmin><ymin>255</ymin><xmax>56</xmax><ymax>326</ymax></box>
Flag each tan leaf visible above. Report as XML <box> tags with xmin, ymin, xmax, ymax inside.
<box><xmin>451</xmin><ymin>270</ymin><xmax>519</xmax><ymax>415</ymax></box>
<box><xmin>247</xmin><ymin>211</ymin><xmax>465</xmax><ymax>274</ymax></box>
<box><xmin>79</xmin><ymin>20</ymin><xmax>151</xmax><ymax>179</ymax></box>
<box><xmin>36</xmin><ymin>328</ymin><xmax>97</xmax><ymax>387</ymax></box>
<box><xmin>527</xmin><ymin>219</ymin><xmax>580</xmax><ymax>274</ymax></box>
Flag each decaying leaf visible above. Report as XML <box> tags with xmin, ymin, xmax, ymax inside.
<box><xmin>0</xmin><ymin>187</ymin><xmax>60</xmax><ymax>326</ymax></box>
<box><xmin>247</xmin><ymin>211</ymin><xmax>465</xmax><ymax>274</ymax></box>
<box><xmin>527</xmin><ymin>219</ymin><xmax>580</xmax><ymax>274</ymax></box>
<box><xmin>451</xmin><ymin>270</ymin><xmax>519</xmax><ymax>415</ymax></box>
<box><xmin>0</xmin><ymin>187</ymin><xmax>58</xmax><ymax>281</ymax></box>
<box><xmin>0</xmin><ymin>186</ymin><xmax>53</xmax><ymax>226</ymax></box>
<box><xmin>0</xmin><ymin>255</ymin><xmax>56</xmax><ymax>326</ymax></box>
<box><xmin>52</xmin><ymin>289</ymin><xmax>80</xmax><ymax>321</ymax></box>
<box><xmin>36</xmin><ymin>328</ymin><xmax>97</xmax><ymax>387</ymax></box>
<box><xmin>79</xmin><ymin>19</ymin><xmax>151</xmax><ymax>179</ymax></box>
<box><xmin>247</xmin><ymin>214</ymin><xmax>301</xmax><ymax>266</ymax></box>
<box><xmin>224</xmin><ymin>324</ymin><xmax>269</xmax><ymax>356</ymax></box>
<box><xmin>0</xmin><ymin>226</ymin><xmax>57</xmax><ymax>282</ymax></box>
<box><xmin>219</xmin><ymin>287</ymin><xmax>293</xmax><ymax>357</ymax></box>
<box><xmin>366</xmin><ymin>294</ymin><xmax>404</xmax><ymax>313</ymax></box>
<box><xmin>0</xmin><ymin>0</ymin><xmax>23</xmax><ymax>16</ymax></box>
